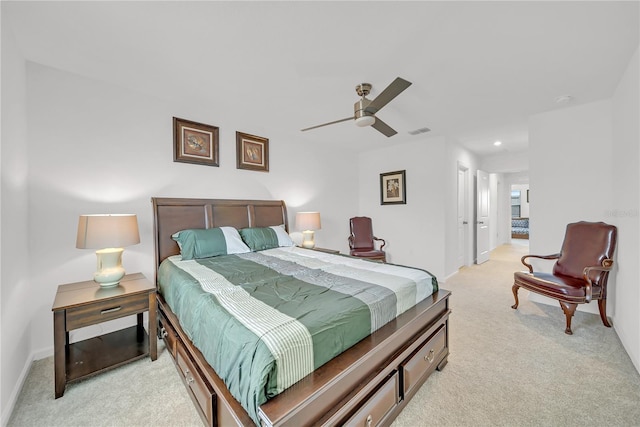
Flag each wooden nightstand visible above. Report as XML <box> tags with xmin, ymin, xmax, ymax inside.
<box><xmin>308</xmin><ymin>247</ymin><xmax>340</xmax><ymax>254</ymax></box>
<box><xmin>51</xmin><ymin>273</ymin><xmax>157</xmax><ymax>398</ymax></box>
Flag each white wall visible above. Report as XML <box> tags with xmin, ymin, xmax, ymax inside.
<box><xmin>445</xmin><ymin>141</ymin><xmax>478</xmax><ymax>276</ymax></box>
<box><xmin>529</xmin><ymin>99</ymin><xmax>613</xmax><ymax>256</ymax></box>
<box><xmin>25</xmin><ymin>62</ymin><xmax>360</xmax><ymax>353</ymax></box>
<box><xmin>481</xmin><ymin>150</ymin><xmax>529</xmax><ymax>174</ymax></box>
<box><xmin>1</xmin><ymin>17</ymin><xmax>32</xmax><ymax>424</ymax></box>
<box><xmin>611</xmin><ymin>46</ymin><xmax>639</xmax><ymax>373</ymax></box>
<box><xmin>356</xmin><ymin>135</ymin><xmax>477</xmax><ymax>281</ymax></box>
<box><xmin>529</xmin><ymin>58</ymin><xmax>640</xmax><ymax>375</ymax></box>
<box><xmin>357</xmin><ymin>136</ymin><xmax>447</xmax><ymax>279</ymax></box>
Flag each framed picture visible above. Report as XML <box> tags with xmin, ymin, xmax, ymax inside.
<box><xmin>173</xmin><ymin>117</ymin><xmax>219</xmax><ymax>166</ymax></box>
<box><xmin>380</xmin><ymin>170</ymin><xmax>407</xmax><ymax>205</ymax></box>
<box><xmin>236</xmin><ymin>131</ymin><xmax>269</xmax><ymax>172</ymax></box>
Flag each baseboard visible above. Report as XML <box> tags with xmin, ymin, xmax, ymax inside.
<box><xmin>1</xmin><ymin>352</ymin><xmax>33</xmax><ymax>426</ymax></box>
<box><xmin>32</xmin><ymin>346</ymin><xmax>54</xmax><ymax>361</ymax></box>
<box><xmin>1</xmin><ymin>346</ymin><xmax>53</xmax><ymax>425</ymax></box>
<box><xmin>441</xmin><ymin>270</ymin><xmax>459</xmax><ymax>283</ymax></box>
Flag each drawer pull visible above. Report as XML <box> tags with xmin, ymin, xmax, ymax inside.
<box><xmin>366</xmin><ymin>414</ymin><xmax>372</xmax><ymax>427</ymax></box>
<box><xmin>187</xmin><ymin>376</ymin><xmax>195</xmax><ymax>385</ymax></box>
<box><xmin>424</xmin><ymin>349</ymin><xmax>435</xmax><ymax>363</ymax></box>
<box><xmin>100</xmin><ymin>306</ymin><xmax>122</xmax><ymax>314</ymax></box>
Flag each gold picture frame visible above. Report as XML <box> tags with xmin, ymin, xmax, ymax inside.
<box><xmin>173</xmin><ymin>117</ymin><xmax>219</xmax><ymax>167</ymax></box>
<box><xmin>380</xmin><ymin>170</ymin><xmax>407</xmax><ymax>205</ymax></box>
<box><xmin>236</xmin><ymin>131</ymin><xmax>269</xmax><ymax>172</ymax></box>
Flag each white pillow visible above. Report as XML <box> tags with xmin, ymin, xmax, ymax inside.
<box><xmin>270</xmin><ymin>225</ymin><xmax>295</xmax><ymax>247</ymax></box>
<box><xmin>220</xmin><ymin>227</ymin><xmax>253</xmax><ymax>254</ymax></box>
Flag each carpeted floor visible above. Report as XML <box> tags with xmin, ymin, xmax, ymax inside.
<box><xmin>8</xmin><ymin>243</ymin><xmax>640</xmax><ymax>426</ymax></box>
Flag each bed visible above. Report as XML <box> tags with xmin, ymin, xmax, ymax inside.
<box><xmin>511</xmin><ymin>217</ymin><xmax>529</xmax><ymax>239</ymax></box>
<box><xmin>152</xmin><ymin>197</ymin><xmax>451</xmax><ymax>426</ymax></box>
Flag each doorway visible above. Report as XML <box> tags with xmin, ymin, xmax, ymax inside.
<box><xmin>510</xmin><ymin>183</ymin><xmax>530</xmax><ymax>243</ymax></box>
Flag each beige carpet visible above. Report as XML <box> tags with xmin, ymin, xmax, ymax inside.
<box><xmin>8</xmin><ymin>243</ymin><xmax>640</xmax><ymax>426</ymax></box>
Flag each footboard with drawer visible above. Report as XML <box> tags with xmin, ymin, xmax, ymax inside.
<box><xmin>158</xmin><ymin>288</ymin><xmax>450</xmax><ymax>427</ymax></box>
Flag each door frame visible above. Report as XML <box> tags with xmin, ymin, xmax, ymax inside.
<box><xmin>457</xmin><ymin>162</ymin><xmax>470</xmax><ymax>268</ymax></box>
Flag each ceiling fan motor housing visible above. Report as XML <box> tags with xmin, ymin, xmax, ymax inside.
<box><xmin>354</xmin><ymin>97</ymin><xmax>375</xmax><ymax>126</ymax></box>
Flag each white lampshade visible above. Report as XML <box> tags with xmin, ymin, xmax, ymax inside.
<box><xmin>76</xmin><ymin>214</ymin><xmax>140</xmax><ymax>287</ymax></box>
<box><xmin>296</xmin><ymin>212</ymin><xmax>321</xmax><ymax>231</ymax></box>
<box><xmin>296</xmin><ymin>212</ymin><xmax>321</xmax><ymax>249</ymax></box>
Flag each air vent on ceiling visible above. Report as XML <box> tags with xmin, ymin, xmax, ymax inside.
<box><xmin>408</xmin><ymin>127</ymin><xmax>431</xmax><ymax>136</ymax></box>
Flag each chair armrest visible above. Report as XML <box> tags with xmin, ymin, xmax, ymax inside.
<box><xmin>520</xmin><ymin>253</ymin><xmax>560</xmax><ymax>273</ymax></box>
<box><xmin>373</xmin><ymin>237</ymin><xmax>386</xmax><ymax>251</ymax></box>
<box><xmin>582</xmin><ymin>259</ymin><xmax>614</xmax><ymax>302</ymax></box>
<box><xmin>348</xmin><ymin>235</ymin><xmax>354</xmax><ymax>250</ymax></box>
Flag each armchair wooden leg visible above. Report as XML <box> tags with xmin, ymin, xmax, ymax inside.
<box><xmin>598</xmin><ymin>299</ymin><xmax>612</xmax><ymax>327</ymax></box>
<box><xmin>511</xmin><ymin>284</ymin><xmax>520</xmax><ymax>309</ymax></box>
<box><xmin>559</xmin><ymin>301</ymin><xmax>577</xmax><ymax>335</ymax></box>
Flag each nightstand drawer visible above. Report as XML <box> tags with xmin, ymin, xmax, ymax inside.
<box><xmin>66</xmin><ymin>293</ymin><xmax>149</xmax><ymax>330</ymax></box>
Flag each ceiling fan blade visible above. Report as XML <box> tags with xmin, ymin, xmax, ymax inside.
<box><xmin>371</xmin><ymin>117</ymin><xmax>397</xmax><ymax>137</ymax></box>
<box><xmin>365</xmin><ymin>77</ymin><xmax>412</xmax><ymax>114</ymax></box>
<box><xmin>301</xmin><ymin>117</ymin><xmax>353</xmax><ymax>132</ymax></box>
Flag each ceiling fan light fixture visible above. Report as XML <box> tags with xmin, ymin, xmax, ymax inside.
<box><xmin>355</xmin><ymin>115</ymin><xmax>376</xmax><ymax>127</ymax></box>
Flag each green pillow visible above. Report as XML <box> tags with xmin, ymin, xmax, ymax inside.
<box><xmin>172</xmin><ymin>227</ymin><xmax>250</xmax><ymax>260</ymax></box>
<box><xmin>239</xmin><ymin>226</ymin><xmax>293</xmax><ymax>251</ymax></box>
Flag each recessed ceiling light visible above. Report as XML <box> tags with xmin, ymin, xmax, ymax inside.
<box><xmin>555</xmin><ymin>95</ymin><xmax>573</xmax><ymax>104</ymax></box>
<box><xmin>494</xmin><ymin>141</ymin><xmax>502</xmax><ymax>146</ymax></box>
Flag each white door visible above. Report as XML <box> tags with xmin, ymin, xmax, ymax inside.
<box><xmin>476</xmin><ymin>170</ymin><xmax>490</xmax><ymax>264</ymax></box>
<box><xmin>457</xmin><ymin>165</ymin><xmax>468</xmax><ymax>268</ymax></box>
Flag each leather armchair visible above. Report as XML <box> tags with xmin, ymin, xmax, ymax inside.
<box><xmin>348</xmin><ymin>217</ymin><xmax>386</xmax><ymax>262</ymax></box>
<box><xmin>512</xmin><ymin>221</ymin><xmax>617</xmax><ymax>335</ymax></box>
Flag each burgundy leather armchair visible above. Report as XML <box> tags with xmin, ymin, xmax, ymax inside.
<box><xmin>348</xmin><ymin>217</ymin><xmax>386</xmax><ymax>262</ymax></box>
<box><xmin>512</xmin><ymin>221</ymin><xmax>617</xmax><ymax>335</ymax></box>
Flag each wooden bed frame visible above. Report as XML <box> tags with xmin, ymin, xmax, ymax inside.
<box><xmin>152</xmin><ymin>197</ymin><xmax>451</xmax><ymax>427</ymax></box>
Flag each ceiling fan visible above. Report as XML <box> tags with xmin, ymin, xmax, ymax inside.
<box><xmin>301</xmin><ymin>77</ymin><xmax>412</xmax><ymax>137</ymax></box>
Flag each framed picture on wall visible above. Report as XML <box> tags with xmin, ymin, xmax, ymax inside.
<box><xmin>380</xmin><ymin>170</ymin><xmax>406</xmax><ymax>205</ymax></box>
<box><xmin>236</xmin><ymin>131</ymin><xmax>269</xmax><ymax>172</ymax></box>
<box><xmin>173</xmin><ymin>117</ymin><xmax>219</xmax><ymax>166</ymax></box>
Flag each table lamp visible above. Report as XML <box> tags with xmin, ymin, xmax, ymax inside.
<box><xmin>296</xmin><ymin>212</ymin><xmax>321</xmax><ymax>249</ymax></box>
<box><xmin>76</xmin><ymin>214</ymin><xmax>140</xmax><ymax>287</ymax></box>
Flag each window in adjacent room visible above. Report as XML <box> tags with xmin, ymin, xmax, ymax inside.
<box><xmin>511</xmin><ymin>190</ymin><xmax>521</xmax><ymax>218</ymax></box>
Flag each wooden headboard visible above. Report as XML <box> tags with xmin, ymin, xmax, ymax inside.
<box><xmin>151</xmin><ymin>197</ymin><xmax>288</xmax><ymax>270</ymax></box>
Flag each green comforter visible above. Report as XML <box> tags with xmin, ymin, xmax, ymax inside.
<box><xmin>158</xmin><ymin>247</ymin><xmax>437</xmax><ymax>424</ymax></box>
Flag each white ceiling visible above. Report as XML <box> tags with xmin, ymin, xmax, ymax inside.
<box><xmin>4</xmin><ymin>1</ymin><xmax>639</xmax><ymax>159</ymax></box>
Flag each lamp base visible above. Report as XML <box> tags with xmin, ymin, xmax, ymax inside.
<box><xmin>301</xmin><ymin>230</ymin><xmax>316</xmax><ymax>249</ymax></box>
<box><xmin>94</xmin><ymin>248</ymin><xmax>126</xmax><ymax>287</ymax></box>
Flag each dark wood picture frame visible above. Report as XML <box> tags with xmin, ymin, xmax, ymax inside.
<box><xmin>380</xmin><ymin>170</ymin><xmax>407</xmax><ymax>205</ymax></box>
<box><xmin>173</xmin><ymin>117</ymin><xmax>219</xmax><ymax>167</ymax></box>
<box><xmin>236</xmin><ymin>131</ymin><xmax>269</xmax><ymax>172</ymax></box>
